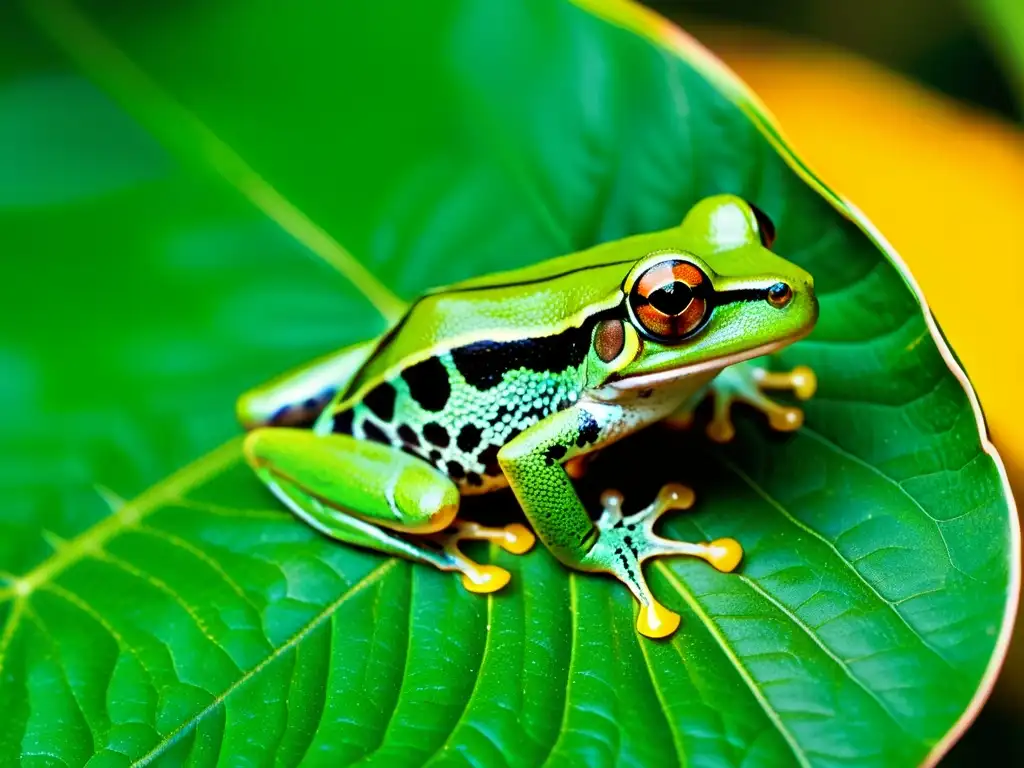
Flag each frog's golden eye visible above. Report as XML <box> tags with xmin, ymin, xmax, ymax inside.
<box><xmin>746</xmin><ymin>201</ymin><xmax>776</xmax><ymax>248</ymax></box>
<box><xmin>628</xmin><ymin>260</ymin><xmax>710</xmax><ymax>341</ymax></box>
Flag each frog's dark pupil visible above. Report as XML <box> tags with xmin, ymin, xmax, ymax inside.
<box><xmin>648</xmin><ymin>281</ymin><xmax>693</xmax><ymax>315</ymax></box>
<box><xmin>769</xmin><ymin>283</ymin><xmax>789</xmax><ymax>300</ymax></box>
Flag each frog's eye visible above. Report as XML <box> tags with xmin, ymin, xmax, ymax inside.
<box><xmin>628</xmin><ymin>259</ymin><xmax>710</xmax><ymax>341</ymax></box>
<box><xmin>746</xmin><ymin>201</ymin><xmax>776</xmax><ymax>248</ymax></box>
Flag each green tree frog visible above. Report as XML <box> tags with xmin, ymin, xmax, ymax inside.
<box><xmin>237</xmin><ymin>194</ymin><xmax>818</xmax><ymax>638</ymax></box>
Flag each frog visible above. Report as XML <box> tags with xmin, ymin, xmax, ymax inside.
<box><xmin>236</xmin><ymin>194</ymin><xmax>818</xmax><ymax>639</ymax></box>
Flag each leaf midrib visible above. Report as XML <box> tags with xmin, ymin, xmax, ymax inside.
<box><xmin>133</xmin><ymin>559</ymin><xmax>399</xmax><ymax>766</ymax></box>
<box><xmin>0</xmin><ymin>438</ymin><xmax>242</xmax><ymax>606</ymax></box>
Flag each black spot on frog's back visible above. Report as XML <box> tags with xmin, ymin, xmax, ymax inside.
<box><xmin>332</xmin><ymin>409</ymin><xmax>355</xmax><ymax>435</ymax></box>
<box><xmin>401</xmin><ymin>356</ymin><xmax>451</xmax><ymax>412</ymax></box>
<box><xmin>456</xmin><ymin>423</ymin><xmax>482</xmax><ymax>452</ymax></box>
<box><xmin>450</xmin><ymin>324</ymin><xmax>590</xmax><ymax>391</ymax></box>
<box><xmin>477</xmin><ymin>444</ymin><xmax>502</xmax><ymax>477</ymax></box>
<box><xmin>363</xmin><ymin>382</ymin><xmax>397</xmax><ymax>423</ymax></box>
<box><xmin>423</xmin><ymin>422</ymin><xmax>450</xmax><ymax>448</ymax></box>
<box><xmin>396</xmin><ymin>424</ymin><xmax>420</xmax><ymax>447</ymax></box>
<box><xmin>362</xmin><ymin>420</ymin><xmax>391</xmax><ymax>446</ymax></box>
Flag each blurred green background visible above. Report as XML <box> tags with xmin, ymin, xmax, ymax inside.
<box><xmin>643</xmin><ymin>1</ymin><xmax>1024</xmax><ymax>763</ymax></box>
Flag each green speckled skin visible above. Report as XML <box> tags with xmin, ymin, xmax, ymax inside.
<box><xmin>238</xmin><ymin>194</ymin><xmax>819</xmax><ymax>636</ymax></box>
<box><xmin>340</xmin><ymin>354</ymin><xmax>586</xmax><ymax>494</ymax></box>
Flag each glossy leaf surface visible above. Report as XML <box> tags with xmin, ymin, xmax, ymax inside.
<box><xmin>0</xmin><ymin>0</ymin><xmax>1015</xmax><ymax>765</ymax></box>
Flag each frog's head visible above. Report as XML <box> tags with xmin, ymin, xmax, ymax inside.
<box><xmin>590</xmin><ymin>194</ymin><xmax>818</xmax><ymax>391</ymax></box>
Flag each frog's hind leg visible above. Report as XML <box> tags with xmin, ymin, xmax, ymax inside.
<box><xmin>243</xmin><ymin>427</ymin><xmax>532</xmax><ymax>593</ymax></box>
<box><xmin>665</xmin><ymin>358</ymin><xmax>816</xmax><ymax>443</ymax></box>
<box><xmin>236</xmin><ymin>339</ymin><xmax>379</xmax><ymax>430</ymax></box>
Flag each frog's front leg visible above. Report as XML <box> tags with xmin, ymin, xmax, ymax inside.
<box><xmin>666</xmin><ymin>358</ymin><xmax>817</xmax><ymax>443</ymax></box>
<box><xmin>244</xmin><ymin>428</ymin><xmax>534</xmax><ymax>593</ymax></box>
<box><xmin>498</xmin><ymin>405</ymin><xmax>741</xmax><ymax>639</ymax></box>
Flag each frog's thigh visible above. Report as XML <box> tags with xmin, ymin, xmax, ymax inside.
<box><xmin>245</xmin><ymin>428</ymin><xmax>522</xmax><ymax>593</ymax></box>
<box><xmin>244</xmin><ymin>427</ymin><xmax>458</xmax><ymax>535</ymax></box>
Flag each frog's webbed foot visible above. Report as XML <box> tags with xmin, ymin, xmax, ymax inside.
<box><xmin>427</xmin><ymin>520</ymin><xmax>536</xmax><ymax>594</ymax></box>
<box><xmin>666</xmin><ymin>360</ymin><xmax>817</xmax><ymax>443</ymax></box>
<box><xmin>583</xmin><ymin>484</ymin><xmax>742</xmax><ymax>639</ymax></box>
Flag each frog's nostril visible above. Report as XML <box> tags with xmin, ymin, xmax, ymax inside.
<box><xmin>767</xmin><ymin>282</ymin><xmax>793</xmax><ymax>308</ymax></box>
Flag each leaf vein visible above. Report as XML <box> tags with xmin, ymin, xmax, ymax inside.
<box><xmin>801</xmin><ymin>427</ymin><xmax>971</xmax><ymax>580</ymax></box>
<box><xmin>654</xmin><ymin>564</ymin><xmax>811</xmax><ymax>768</ymax></box>
<box><xmin>3</xmin><ymin>438</ymin><xmax>242</xmax><ymax>602</ymax></box>
<box><xmin>635</xmin><ymin>618</ymin><xmax>686</xmax><ymax>767</ymax></box>
<box><xmin>422</xmin><ymin>547</ymin><xmax>497</xmax><ymax>766</ymax></box>
<box><xmin>131</xmin><ymin>558</ymin><xmax>398</xmax><ymax>766</ymax></box>
<box><xmin>540</xmin><ymin>572</ymin><xmax>580</xmax><ymax>768</ymax></box>
<box><xmin>717</xmin><ymin>454</ymin><xmax>958</xmax><ymax>669</ymax></box>
<box><xmin>737</xmin><ymin>571</ymin><xmax>919</xmax><ymax>743</ymax></box>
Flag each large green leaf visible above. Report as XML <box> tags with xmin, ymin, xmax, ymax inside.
<box><xmin>0</xmin><ymin>0</ymin><xmax>1016</xmax><ymax>765</ymax></box>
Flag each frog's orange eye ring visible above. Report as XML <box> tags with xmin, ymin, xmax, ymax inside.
<box><xmin>746</xmin><ymin>201</ymin><xmax>776</xmax><ymax>249</ymax></box>
<box><xmin>628</xmin><ymin>260</ymin><xmax>711</xmax><ymax>342</ymax></box>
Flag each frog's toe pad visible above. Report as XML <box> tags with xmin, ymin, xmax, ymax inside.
<box><xmin>499</xmin><ymin>523</ymin><xmax>536</xmax><ymax>555</ymax></box>
<box><xmin>785</xmin><ymin>365</ymin><xmax>817</xmax><ymax>400</ymax></box>
<box><xmin>461</xmin><ymin>565</ymin><xmax>511</xmax><ymax>594</ymax></box>
<box><xmin>705</xmin><ymin>538</ymin><xmax>743</xmax><ymax>572</ymax></box>
<box><xmin>705</xmin><ymin>417</ymin><xmax>736</xmax><ymax>444</ymax></box>
<box><xmin>767</xmin><ymin>406</ymin><xmax>803</xmax><ymax>432</ymax></box>
<box><xmin>637</xmin><ymin>601</ymin><xmax>681</xmax><ymax>639</ymax></box>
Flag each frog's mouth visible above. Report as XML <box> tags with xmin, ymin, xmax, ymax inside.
<box><xmin>608</xmin><ymin>327</ymin><xmax>812</xmax><ymax>392</ymax></box>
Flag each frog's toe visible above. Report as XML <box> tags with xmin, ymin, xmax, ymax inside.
<box><xmin>700</xmin><ymin>361</ymin><xmax>816</xmax><ymax>441</ymax></box>
<box><xmin>430</xmin><ymin>519</ymin><xmax>535</xmax><ymax>594</ymax></box>
<box><xmin>648</xmin><ymin>535</ymin><xmax>743</xmax><ymax>572</ymax></box>
<box><xmin>755</xmin><ymin>364</ymin><xmax>817</xmax><ymax>401</ymax></box>
<box><xmin>583</xmin><ymin>484</ymin><xmax>743</xmax><ymax>639</ymax></box>
<box><xmin>632</xmin><ymin>483</ymin><xmax>696</xmax><ymax>523</ymax></box>
<box><xmin>461</xmin><ymin>564</ymin><xmax>512</xmax><ymax>594</ymax></box>
<box><xmin>637</xmin><ymin>600</ymin><xmax>681</xmax><ymax>639</ymax></box>
<box><xmin>740</xmin><ymin>390</ymin><xmax>804</xmax><ymax>434</ymax></box>
<box><xmin>497</xmin><ymin>523</ymin><xmax>536</xmax><ymax>555</ymax></box>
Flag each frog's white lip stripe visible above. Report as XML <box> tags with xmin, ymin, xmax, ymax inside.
<box><xmin>608</xmin><ymin>332</ymin><xmax>805</xmax><ymax>391</ymax></box>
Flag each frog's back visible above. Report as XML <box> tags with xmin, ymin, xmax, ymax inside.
<box><xmin>322</xmin><ymin>227</ymin><xmax>680</xmax><ymax>493</ymax></box>
<box><xmin>343</xmin><ymin>227</ymin><xmax>680</xmax><ymax>401</ymax></box>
